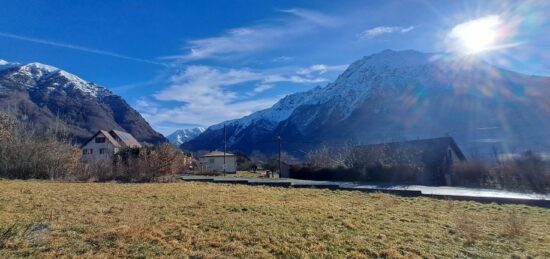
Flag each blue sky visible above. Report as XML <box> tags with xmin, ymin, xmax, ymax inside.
<box><xmin>0</xmin><ymin>0</ymin><xmax>549</xmax><ymax>135</ymax></box>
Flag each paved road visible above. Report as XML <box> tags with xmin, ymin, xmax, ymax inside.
<box><xmin>181</xmin><ymin>175</ymin><xmax>550</xmax><ymax>201</ymax></box>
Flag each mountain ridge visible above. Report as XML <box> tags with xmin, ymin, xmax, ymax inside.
<box><xmin>167</xmin><ymin>127</ymin><xmax>205</xmax><ymax>145</ymax></box>
<box><xmin>183</xmin><ymin>50</ymin><xmax>550</xmax><ymax>158</ymax></box>
<box><xmin>0</xmin><ymin>59</ymin><xmax>166</xmax><ymax>144</ymax></box>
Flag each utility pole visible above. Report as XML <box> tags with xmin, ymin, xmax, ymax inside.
<box><xmin>278</xmin><ymin>136</ymin><xmax>281</xmax><ymax>179</ymax></box>
<box><xmin>224</xmin><ymin>124</ymin><xmax>227</xmax><ymax>176</ymax></box>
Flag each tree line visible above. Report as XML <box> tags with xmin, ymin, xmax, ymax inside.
<box><xmin>0</xmin><ymin>112</ymin><xmax>187</xmax><ymax>182</ymax></box>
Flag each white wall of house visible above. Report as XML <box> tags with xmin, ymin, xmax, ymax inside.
<box><xmin>199</xmin><ymin>156</ymin><xmax>237</xmax><ymax>173</ymax></box>
<box><xmin>81</xmin><ymin>132</ymin><xmax>118</xmax><ymax>161</ymax></box>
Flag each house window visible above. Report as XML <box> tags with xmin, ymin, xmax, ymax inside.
<box><xmin>99</xmin><ymin>148</ymin><xmax>109</xmax><ymax>154</ymax></box>
<box><xmin>209</xmin><ymin>158</ymin><xmax>215</xmax><ymax>164</ymax></box>
<box><xmin>95</xmin><ymin>137</ymin><xmax>106</xmax><ymax>143</ymax></box>
<box><xmin>89</xmin><ymin>149</ymin><xmax>94</xmax><ymax>154</ymax></box>
<box><xmin>82</xmin><ymin>149</ymin><xmax>88</xmax><ymax>155</ymax></box>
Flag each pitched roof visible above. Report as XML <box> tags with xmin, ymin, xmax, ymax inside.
<box><xmin>82</xmin><ymin>129</ymin><xmax>141</xmax><ymax>148</ymax></box>
<box><xmin>82</xmin><ymin>130</ymin><xmax>121</xmax><ymax>148</ymax></box>
<box><xmin>353</xmin><ymin>137</ymin><xmax>466</xmax><ymax>168</ymax></box>
<box><xmin>110</xmin><ymin>130</ymin><xmax>141</xmax><ymax>148</ymax></box>
<box><xmin>201</xmin><ymin>151</ymin><xmax>236</xmax><ymax>157</ymax></box>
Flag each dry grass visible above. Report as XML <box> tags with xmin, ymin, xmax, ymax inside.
<box><xmin>0</xmin><ymin>180</ymin><xmax>549</xmax><ymax>258</ymax></box>
<box><xmin>229</xmin><ymin>171</ymin><xmax>273</xmax><ymax>178</ymax></box>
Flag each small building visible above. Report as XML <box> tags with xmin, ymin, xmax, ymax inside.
<box><xmin>81</xmin><ymin>130</ymin><xmax>141</xmax><ymax>161</ymax></box>
<box><xmin>198</xmin><ymin>151</ymin><xmax>237</xmax><ymax>173</ymax></box>
<box><xmin>353</xmin><ymin>137</ymin><xmax>466</xmax><ymax>185</ymax></box>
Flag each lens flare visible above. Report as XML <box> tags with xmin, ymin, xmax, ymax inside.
<box><xmin>448</xmin><ymin>15</ymin><xmax>504</xmax><ymax>54</ymax></box>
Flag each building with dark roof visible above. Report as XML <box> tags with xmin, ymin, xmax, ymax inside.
<box><xmin>81</xmin><ymin>130</ymin><xmax>141</xmax><ymax>161</ymax></box>
<box><xmin>353</xmin><ymin>137</ymin><xmax>466</xmax><ymax>185</ymax></box>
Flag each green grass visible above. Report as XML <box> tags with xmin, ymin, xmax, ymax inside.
<box><xmin>0</xmin><ymin>180</ymin><xmax>549</xmax><ymax>258</ymax></box>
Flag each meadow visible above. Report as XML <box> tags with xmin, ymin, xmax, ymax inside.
<box><xmin>0</xmin><ymin>180</ymin><xmax>549</xmax><ymax>258</ymax></box>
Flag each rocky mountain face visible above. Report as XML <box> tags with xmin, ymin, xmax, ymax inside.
<box><xmin>0</xmin><ymin>60</ymin><xmax>166</xmax><ymax>144</ymax></box>
<box><xmin>167</xmin><ymin>127</ymin><xmax>205</xmax><ymax>145</ymax></box>
<box><xmin>183</xmin><ymin>50</ymin><xmax>550</xmax><ymax>159</ymax></box>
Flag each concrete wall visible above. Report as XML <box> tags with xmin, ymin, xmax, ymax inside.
<box><xmin>199</xmin><ymin>156</ymin><xmax>237</xmax><ymax>173</ymax></box>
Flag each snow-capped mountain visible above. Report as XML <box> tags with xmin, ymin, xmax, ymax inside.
<box><xmin>0</xmin><ymin>59</ymin><xmax>166</xmax><ymax>144</ymax></box>
<box><xmin>167</xmin><ymin>127</ymin><xmax>205</xmax><ymax>145</ymax></box>
<box><xmin>183</xmin><ymin>50</ymin><xmax>550</xmax><ymax>158</ymax></box>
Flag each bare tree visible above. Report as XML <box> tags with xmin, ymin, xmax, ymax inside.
<box><xmin>0</xmin><ymin>112</ymin><xmax>13</xmax><ymax>140</ymax></box>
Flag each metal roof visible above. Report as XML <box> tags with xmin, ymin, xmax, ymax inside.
<box><xmin>110</xmin><ymin>130</ymin><xmax>142</xmax><ymax>148</ymax></box>
<box><xmin>82</xmin><ymin>130</ymin><xmax>121</xmax><ymax>148</ymax></box>
<box><xmin>201</xmin><ymin>151</ymin><xmax>236</xmax><ymax>157</ymax></box>
<box><xmin>82</xmin><ymin>129</ymin><xmax>141</xmax><ymax>148</ymax></box>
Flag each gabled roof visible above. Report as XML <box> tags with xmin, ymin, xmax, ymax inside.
<box><xmin>110</xmin><ymin>130</ymin><xmax>141</xmax><ymax>148</ymax></box>
<box><xmin>82</xmin><ymin>130</ymin><xmax>121</xmax><ymax>148</ymax></box>
<box><xmin>201</xmin><ymin>151</ymin><xmax>236</xmax><ymax>157</ymax></box>
<box><xmin>353</xmin><ymin>136</ymin><xmax>466</xmax><ymax>168</ymax></box>
<box><xmin>82</xmin><ymin>129</ymin><xmax>141</xmax><ymax>148</ymax></box>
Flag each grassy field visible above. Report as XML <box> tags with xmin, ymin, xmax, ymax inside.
<box><xmin>0</xmin><ymin>180</ymin><xmax>548</xmax><ymax>258</ymax></box>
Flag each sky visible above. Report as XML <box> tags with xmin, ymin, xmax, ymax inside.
<box><xmin>0</xmin><ymin>0</ymin><xmax>549</xmax><ymax>135</ymax></box>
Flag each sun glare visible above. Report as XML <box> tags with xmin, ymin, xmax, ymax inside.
<box><xmin>449</xmin><ymin>15</ymin><xmax>503</xmax><ymax>54</ymax></box>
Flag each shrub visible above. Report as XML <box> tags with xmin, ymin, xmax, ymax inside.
<box><xmin>452</xmin><ymin>152</ymin><xmax>550</xmax><ymax>193</ymax></box>
<box><xmin>110</xmin><ymin>144</ymin><xmax>187</xmax><ymax>182</ymax></box>
<box><xmin>452</xmin><ymin>160</ymin><xmax>492</xmax><ymax>187</ymax></box>
<box><xmin>502</xmin><ymin>210</ymin><xmax>528</xmax><ymax>238</ymax></box>
<box><xmin>454</xmin><ymin>212</ymin><xmax>483</xmax><ymax>244</ymax></box>
<box><xmin>0</xmin><ymin>112</ymin><xmax>187</xmax><ymax>183</ymax></box>
<box><xmin>0</xmin><ymin>113</ymin><xmax>79</xmax><ymax>180</ymax></box>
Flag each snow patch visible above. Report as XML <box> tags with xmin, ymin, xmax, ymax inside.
<box><xmin>167</xmin><ymin>127</ymin><xmax>206</xmax><ymax>145</ymax></box>
<box><xmin>208</xmin><ymin>50</ymin><xmax>440</xmax><ymax>135</ymax></box>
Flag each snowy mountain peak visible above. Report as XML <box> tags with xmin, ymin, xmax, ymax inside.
<box><xmin>210</xmin><ymin>50</ymin><xmax>442</xmax><ymax>134</ymax></box>
<box><xmin>0</xmin><ymin>59</ymin><xmax>8</xmax><ymax>65</ymax></box>
<box><xmin>351</xmin><ymin>49</ymin><xmax>436</xmax><ymax>71</ymax></box>
<box><xmin>184</xmin><ymin>49</ymin><xmax>550</xmax><ymax>157</ymax></box>
<box><xmin>24</xmin><ymin>62</ymin><xmax>59</xmax><ymax>73</ymax></box>
<box><xmin>167</xmin><ymin>127</ymin><xmax>205</xmax><ymax>145</ymax></box>
<box><xmin>3</xmin><ymin>61</ymin><xmax>112</xmax><ymax>98</ymax></box>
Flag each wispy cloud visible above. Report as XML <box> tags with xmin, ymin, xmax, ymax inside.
<box><xmin>279</xmin><ymin>8</ymin><xmax>340</xmax><ymax>27</ymax></box>
<box><xmin>0</xmin><ymin>31</ymin><xmax>166</xmax><ymax>67</ymax></box>
<box><xmin>357</xmin><ymin>26</ymin><xmax>414</xmax><ymax>39</ymax></box>
<box><xmin>296</xmin><ymin>64</ymin><xmax>348</xmax><ymax>76</ymax></box>
<box><xmin>252</xmin><ymin>84</ymin><xmax>274</xmax><ymax>93</ymax></box>
<box><xmin>140</xmin><ymin>97</ymin><xmax>281</xmax><ymax>131</ymax></box>
<box><xmin>162</xmin><ymin>9</ymin><xmax>338</xmax><ymax>62</ymax></box>
<box><xmin>272</xmin><ymin>56</ymin><xmax>294</xmax><ymax>62</ymax></box>
<box><xmin>144</xmin><ymin>8</ymin><xmax>345</xmax><ymax>129</ymax></box>
<box><xmin>153</xmin><ymin>65</ymin><xmax>330</xmax><ymax>103</ymax></box>
<box><xmin>154</xmin><ymin>66</ymin><xmax>262</xmax><ymax>103</ymax></box>
<box><xmin>144</xmin><ymin>63</ymin><xmax>340</xmax><ymax>126</ymax></box>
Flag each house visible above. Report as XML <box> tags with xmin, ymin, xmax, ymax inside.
<box><xmin>353</xmin><ymin>137</ymin><xmax>466</xmax><ymax>185</ymax></box>
<box><xmin>198</xmin><ymin>151</ymin><xmax>237</xmax><ymax>173</ymax></box>
<box><xmin>280</xmin><ymin>158</ymin><xmax>304</xmax><ymax>178</ymax></box>
<box><xmin>81</xmin><ymin>130</ymin><xmax>141</xmax><ymax>161</ymax></box>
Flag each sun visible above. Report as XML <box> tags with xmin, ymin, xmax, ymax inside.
<box><xmin>449</xmin><ymin>15</ymin><xmax>503</xmax><ymax>54</ymax></box>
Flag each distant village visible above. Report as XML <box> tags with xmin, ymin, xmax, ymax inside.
<box><xmin>81</xmin><ymin>128</ymin><xmax>471</xmax><ymax>186</ymax></box>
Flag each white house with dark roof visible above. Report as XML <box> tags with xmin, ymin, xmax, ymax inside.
<box><xmin>81</xmin><ymin>130</ymin><xmax>141</xmax><ymax>161</ymax></box>
<box><xmin>198</xmin><ymin>151</ymin><xmax>237</xmax><ymax>173</ymax></box>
